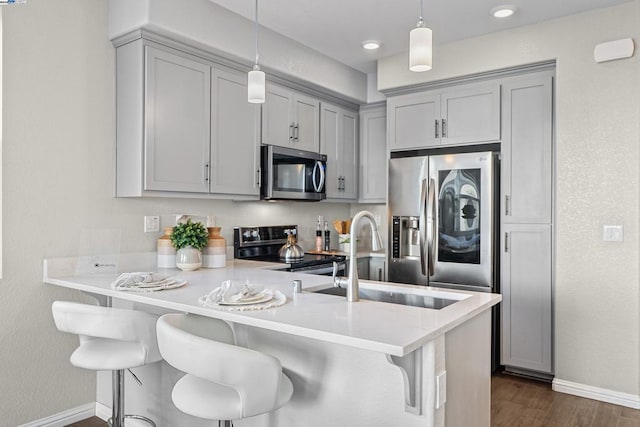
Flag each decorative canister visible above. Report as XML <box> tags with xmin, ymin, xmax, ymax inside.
<box><xmin>157</xmin><ymin>227</ymin><xmax>176</xmax><ymax>268</ymax></box>
<box><xmin>203</xmin><ymin>227</ymin><xmax>226</xmax><ymax>268</ymax></box>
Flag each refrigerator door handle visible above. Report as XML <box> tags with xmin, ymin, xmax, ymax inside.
<box><xmin>419</xmin><ymin>178</ymin><xmax>428</xmax><ymax>276</ymax></box>
<box><xmin>426</xmin><ymin>178</ymin><xmax>436</xmax><ymax>276</ymax></box>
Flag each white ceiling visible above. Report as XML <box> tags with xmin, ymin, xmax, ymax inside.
<box><xmin>208</xmin><ymin>0</ymin><xmax>631</xmax><ymax>73</ymax></box>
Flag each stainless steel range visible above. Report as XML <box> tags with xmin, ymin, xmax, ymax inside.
<box><xmin>233</xmin><ymin>225</ymin><xmax>346</xmax><ymax>275</ymax></box>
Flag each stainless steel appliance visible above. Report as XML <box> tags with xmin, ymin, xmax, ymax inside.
<box><xmin>234</xmin><ymin>225</ymin><xmax>345</xmax><ymax>275</ymax></box>
<box><xmin>260</xmin><ymin>145</ymin><xmax>327</xmax><ymax>201</ymax></box>
<box><xmin>388</xmin><ymin>147</ymin><xmax>499</xmax><ymax>292</ymax></box>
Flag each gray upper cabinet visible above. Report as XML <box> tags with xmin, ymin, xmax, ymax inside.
<box><xmin>320</xmin><ymin>102</ymin><xmax>358</xmax><ymax>200</ymax></box>
<box><xmin>262</xmin><ymin>83</ymin><xmax>320</xmax><ymax>152</ymax></box>
<box><xmin>440</xmin><ymin>83</ymin><xmax>501</xmax><ymax>146</ymax></box>
<box><xmin>359</xmin><ymin>105</ymin><xmax>387</xmax><ymax>203</ymax></box>
<box><xmin>387</xmin><ymin>82</ymin><xmax>500</xmax><ymax>151</ymax></box>
<box><xmin>144</xmin><ymin>46</ymin><xmax>211</xmax><ymax>193</ymax></box>
<box><xmin>388</xmin><ymin>92</ymin><xmax>440</xmax><ymax>150</ymax></box>
<box><xmin>210</xmin><ymin>67</ymin><xmax>261</xmax><ymax>196</ymax></box>
<box><xmin>115</xmin><ymin>38</ymin><xmax>260</xmax><ymax>199</ymax></box>
<box><xmin>501</xmin><ymin>73</ymin><xmax>553</xmax><ymax>224</ymax></box>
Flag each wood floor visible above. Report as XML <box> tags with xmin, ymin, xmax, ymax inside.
<box><xmin>492</xmin><ymin>373</ymin><xmax>640</xmax><ymax>426</ymax></box>
<box><xmin>67</xmin><ymin>373</ymin><xmax>640</xmax><ymax>427</ymax></box>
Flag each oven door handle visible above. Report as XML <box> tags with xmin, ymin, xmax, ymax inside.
<box><xmin>312</xmin><ymin>160</ymin><xmax>325</xmax><ymax>193</ymax></box>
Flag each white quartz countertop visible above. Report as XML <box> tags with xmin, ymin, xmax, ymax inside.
<box><xmin>43</xmin><ymin>254</ymin><xmax>500</xmax><ymax>357</ymax></box>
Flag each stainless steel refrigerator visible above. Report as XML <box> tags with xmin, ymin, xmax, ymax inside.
<box><xmin>388</xmin><ymin>149</ymin><xmax>499</xmax><ymax>293</ymax></box>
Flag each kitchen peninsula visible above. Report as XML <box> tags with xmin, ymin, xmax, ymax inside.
<box><xmin>44</xmin><ymin>254</ymin><xmax>500</xmax><ymax>427</ymax></box>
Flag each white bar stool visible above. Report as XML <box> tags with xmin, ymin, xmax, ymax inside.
<box><xmin>52</xmin><ymin>301</ymin><xmax>162</xmax><ymax>427</ymax></box>
<box><xmin>156</xmin><ymin>313</ymin><xmax>293</xmax><ymax>427</ymax></box>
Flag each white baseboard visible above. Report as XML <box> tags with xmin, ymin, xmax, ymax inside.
<box><xmin>17</xmin><ymin>403</ymin><xmax>95</xmax><ymax>427</ymax></box>
<box><xmin>95</xmin><ymin>402</ymin><xmax>150</xmax><ymax>427</ymax></box>
<box><xmin>553</xmin><ymin>378</ymin><xmax>640</xmax><ymax>409</ymax></box>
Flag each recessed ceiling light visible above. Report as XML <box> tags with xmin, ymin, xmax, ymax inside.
<box><xmin>491</xmin><ymin>5</ymin><xmax>516</xmax><ymax>18</ymax></box>
<box><xmin>362</xmin><ymin>40</ymin><xmax>381</xmax><ymax>50</ymax></box>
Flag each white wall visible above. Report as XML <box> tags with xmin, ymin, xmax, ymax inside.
<box><xmin>0</xmin><ymin>1</ymin><xmax>351</xmax><ymax>425</ymax></box>
<box><xmin>379</xmin><ymin>2</ymin><xmax>640</xmax><ymax>396</ymax></box>
<box><xmin>109</xmin><ymin>0</ymin><xmax>368</xmax><ymax>103</ymax></box>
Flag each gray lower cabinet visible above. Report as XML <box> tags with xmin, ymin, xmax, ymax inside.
<box><xmin>501</xmin><ymin>224</ymin><xmax>552</xmax><ymax>374</ymax></box>
<box><xmin>115</xmin><ymin>39</ymin><xmax>260</xmax><ymax>198</ymax></box>
<box><xmin>320</xmin><ymin>102</ymin><xmax>358</xmax><ymax>200</ymax></box>
<box><xmin>359</xmin><ymin>105</ymin><xmax>387</xmax><ymax>203</ymax></box>
<box><xmin>369</xmin><ymin>257</ymin><xmax>386</xmax><ymax>282</ymax></box>
<box><xmin>500</xmin><ymin>70</ymin><xmax>554</xmax><ymax>376</ymax></box>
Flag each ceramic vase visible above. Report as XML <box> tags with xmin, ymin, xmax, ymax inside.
<box><xmin>175</xmin><ymin>245</ymin><xmax>202</xmax><ymax>271</ymax></box>
<box><xmin>203</xmin><ymin>227</ymin><xmax>226</xmax><ymax>268</ymax></box>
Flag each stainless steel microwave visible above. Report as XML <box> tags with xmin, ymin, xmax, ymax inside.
<box><xmin>260</xmin><ymin>145</ymin><xmax>327</xmax><ymax>201</ymax></box>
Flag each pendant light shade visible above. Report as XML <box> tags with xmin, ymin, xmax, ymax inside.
<box><xmin>409</xmin><ymin>0</ymin><xmax>433</xmax><ymax>73</ymax></box>
<box><xmin>248</xmin><ymin>66</ymin><xmax>266</xmax><ymax>103</ymax></box>
<box><xmin>409</xmin><ymin>26</ymin><xmax>432</xmax><ymax>72</ymax></box>
<box><xmin>248</xmin><ymin>0</ymin><xmax>265</xmax><ymax>103</ymax></box>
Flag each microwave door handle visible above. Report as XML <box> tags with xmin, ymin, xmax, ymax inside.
<box><xmin>427</xmin><ymin>178</ymin><xmax>436</xmax><ymax>277</ymax></box>
<box><xmin>419</xmin><ymin>178</ymin><xmax>427</xmax><ymax>276</ymax></box>
<box><xmin>313</xmin><ymin>161</ymin><xmax>325</xmax><ymax>193</ymax></box>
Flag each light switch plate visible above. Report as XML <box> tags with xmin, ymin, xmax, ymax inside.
<box><xmin>603</xmin><ymin>225</ymin><xmax>623</xmax><ymax>242</ymax></box>
<box><xmin>144</xmin><ymin>216</ymin><xmax>160</xmax><ymax>233</ymax></box>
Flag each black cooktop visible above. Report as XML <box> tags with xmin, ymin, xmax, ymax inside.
<box><xmin>249</xmin><ymin>253</ymin><xmax>346</xmax><ymax>267</ymax></box>
<box><xmin>233</xmin><ymin>224</ymin><xmax>345</xmax><ymax>269</ymax></box>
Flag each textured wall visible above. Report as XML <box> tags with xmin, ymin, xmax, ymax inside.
<box><xmin>379</xmin><ymin>2</ymin><xmax>640</xmax><ymax>396</ymax></box>
<box><xmin>0</xmin><ymin>1</ymin><xmax>350</xmax><ymax>425</ymax></box>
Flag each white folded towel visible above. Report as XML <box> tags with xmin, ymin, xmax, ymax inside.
<box><xmin>111</xmin><ymin>272</ymin><xmax>186</xmax><ymax>292</ymax></box>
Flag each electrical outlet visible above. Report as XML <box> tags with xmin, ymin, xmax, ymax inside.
<box><xmin>603</xmin><ymin>225</ymin><xmax>623</xmax><ymax>242</ymax></box>
<box><xmin>144</xmin><ymin>216</ymin><xmax>160</xmax><ymax>233</ymax></box>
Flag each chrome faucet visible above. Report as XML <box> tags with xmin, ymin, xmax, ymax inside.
<box><xmin>333</xmin><ymin>210</ymin><xmax>384</xmax><ymax>302</ymax></box>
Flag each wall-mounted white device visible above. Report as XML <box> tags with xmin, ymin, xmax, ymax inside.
<box><xmin>594</xmin><ymin>38</ymin><xmax>634</xmax><ymax>63</ymax></box>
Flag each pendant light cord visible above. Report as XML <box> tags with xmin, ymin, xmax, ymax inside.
<box><xmin>254</xmin><ymin>0</ymin><xmax>260</xmax><ymax>67</ymax></box>
<box><xmin>417</xmin><ymin>0</ymin><xmax>424</xmax><ymax>27</ymax></box>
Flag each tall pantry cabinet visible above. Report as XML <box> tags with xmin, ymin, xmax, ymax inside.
<box><xmin>500</xmin><ymin>71</ymin><xmax>554</xmax><ymax>376</ymax></box>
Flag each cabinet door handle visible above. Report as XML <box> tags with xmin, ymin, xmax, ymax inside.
<box><xmin>342</xmin><ymin>176</ymin><xmax>346</xmax><ymax>192</ymax></box>
<box><xmin>504</xmin><ymin>232</ymin><xmax>509</xmax><ymax>253</ymax></box>
<box><xmin>294</xmin><ymin>123</ymin><xmax>299</xmax><ymax>142</ymax></box>
<box><xmin>289</xmin><ymin>123</ymin><xmax>294</xmax><ymax>141</ymax></box>
<box><xmin>435</xmin><ymin>120</ymin><xmax>439</xmax><ymax>138</ymax></box>
<box><xmin>205</xmin><ymin>163</ymin><xmax>209</xmax><ymax>183</ymax></box>
<box><xmin>256</xmin><ymin>168</ymin><xmax>261</xmax><ymax>187</ymax></box>
<box><xmin>442</xmin><ymin>118</ymin><xmax>447</xmax><ymax>137</ymax></box>
<box><xmin>378</xmin><ymin>268</ymin><xmax>382</xmax><ymax>281</ymax></box>
<box><xmin>505</xmin><ymin>195</ymin><xmax>510</xmax><ymax>216</ymax></box>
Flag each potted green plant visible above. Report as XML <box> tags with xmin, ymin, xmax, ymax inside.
<box><xmin>170</xmin><ymin>219</ymin><xmax>209</xmax><ymax>271</ymax></box>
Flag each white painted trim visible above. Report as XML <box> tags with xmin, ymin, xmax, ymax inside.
<box><xmin>95</xmin><ymin>402</ymin><xmax>149</xmax><ymax>427</ymax></box>
<box><xmin>17</xmin><ymin>403</ymin><xmax>95</xmax><ymax>427</ymax></box>
<box><xmin>552</xmin><ymin>378</ymin><xmax>640</xmax><ymax>409</ymax></box>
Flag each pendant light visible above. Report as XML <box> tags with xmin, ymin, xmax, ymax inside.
<box><xmin>248</xmin><ymin>0</ymin><xmax>265</xmax><ymax>103</ymax></box>
<box><xmin>409</xmin><ymin>0</ymin><xmax>433</xmax><ymax>72</ymax></box>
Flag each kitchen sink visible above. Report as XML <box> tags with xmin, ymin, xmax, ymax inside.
<box><xmin>311</xmin><ymin>285</ymin><xmax>463</xmax><ymax>310</ymax></box>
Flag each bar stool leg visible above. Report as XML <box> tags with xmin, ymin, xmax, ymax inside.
<box><xmin>111</xmin><ymin>369</ymin><xmax>125</xmax><ymax>427</ymax></box>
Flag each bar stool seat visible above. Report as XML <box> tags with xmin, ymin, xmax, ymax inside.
<box><xmin>157</xmin><ymin>313</ymin><xmax>293</xmax><ymax>424</ymax></box>
<box><xmin>52</xmin><ymin>301</ymin><xmax>161</xmax><ymax>427</ymax></box>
